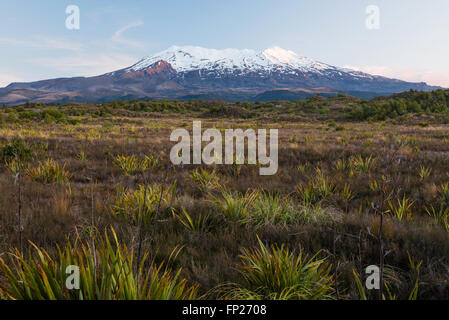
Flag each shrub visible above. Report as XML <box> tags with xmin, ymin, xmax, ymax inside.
<box><xmin>41</xmin><ymin>108</ymin><xmax>63</xmax><ymax>120</ymax></box>
<box><xmin>0</xmin><ymin>137</ymin><xmax>33</xmax><ymax>162</ymax></box>
<box><xmin>5</xmin><ymin>112</ymin><xmax>19</xmax><ymax>123</ymax></box>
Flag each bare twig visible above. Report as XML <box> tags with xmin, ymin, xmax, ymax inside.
<box><xmin>149</xmin><ymin>164</ymin><xmax>171</xmax><ymax>261</ymax></box>
<box><xmin>16</xmin><ymin>167</ymin><xmax>23</xmax><ymax>255</ymax></box>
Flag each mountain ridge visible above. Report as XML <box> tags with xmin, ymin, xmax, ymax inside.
<box><xmin>0</xmin><ymin>45</ymin><xmax>441</xmax><ymax>105</ymax></box>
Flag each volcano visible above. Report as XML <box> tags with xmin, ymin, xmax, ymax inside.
<box><xmin>0</xmin><ymin>45</ymin><xmax>440</xmax><ymax>105</ymax></box>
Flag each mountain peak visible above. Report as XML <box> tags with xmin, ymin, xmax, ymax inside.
<box><xmin>262</xmin><ymin>46</ymin><xmax>299</xmax><ymax>63</ymax></box>
<box><xmin>126</xmin><ymin>45</ymin><xmax>334</xmax><ymax>74</ymax></box>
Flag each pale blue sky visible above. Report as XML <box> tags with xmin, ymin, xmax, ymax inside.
<box><xmin>1</xmin><ymin>0</ymin><xmax>448</xmax><ymax>87</ymax></box>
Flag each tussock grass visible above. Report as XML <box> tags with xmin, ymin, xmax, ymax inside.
<box><xmin>246</xmin><ymin>192</ymin><xmax>298</xmax><ymax>227</ymax></box>
<box><xmin>212</xmin><ymin>189</ymin><xmax>260</xmax><ymax>222</ymax></box>
<box><xmin>27</xmin><ymin>159</ymin><xmax>72</xmax><ymax>184</ymax></box>
<box><xmin>0</xmin><ymin>227</ymin><xmax>199</xmax><ymax>300</ymax></box>
<box><xmin>296</xmin><ymin>168</ymin><xmax>336</xmax><ymax>205</ymax></box>
<box><xmin>172</xmin><ymin>207</ymin><xmax>212</xmax><ymax>233</ymax></box>
<box><xmin>111</xmin><ymin>184</ymin><xmax>175</xmax><ymax>226</ymax></box>
<box><xmin>190</xmin><ymin>168</ymin><xmax>219</xmax><ymax>194</ymax></box>
<box><xmin>349</xmin><ymin>154</ymin><xmax>375</xmax><ymax>175</ymax></box>
<box><xmin>113</xmin><ymin>153</ymin><xmax>160</xmax><ymax>175</ymax></box>
<box><xmin>221</xmin><ymin>238</ymin><xmax>334</xmax><ymax>300</ymax></box>
<box><xmin>387</xmin><ymin>196</ymin><xmax>414</xmax><ymax>221</ymax></box>
<box><xmin>425</xmin><ymin>204</ymin><xmax>449</xmax><ymax>231</ymax></box>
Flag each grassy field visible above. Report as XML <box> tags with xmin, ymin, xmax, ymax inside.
<box><xmin>0</xmin><ymin>96</ymin><xmax>448</xmax><ymax>300</ymax></box>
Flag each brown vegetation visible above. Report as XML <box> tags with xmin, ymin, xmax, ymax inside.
<box><xmin>0</xmin><ymin>99</ymin><xmax>448</xmax><ymax>300</ymax></box>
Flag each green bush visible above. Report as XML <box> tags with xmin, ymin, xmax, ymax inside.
<box><xmin>0</xmin><ymin>137</ymin><xmax>33</xmax><ymax>162</ymax></box>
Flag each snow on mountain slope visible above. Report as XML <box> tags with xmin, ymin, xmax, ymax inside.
<box><xmin>261</xmin><ymin>46</ymin><xmax>328</xmax><ymax>71</ymax></box>
<box><xmin>124</xmin><ymin>45</ymin><xmax>362</xmax><ymax>76</ymax></box>
<box><xmin>127</xmin><ymin>45</ymin><xmax>268</xmax><ymax>73</ymax></box>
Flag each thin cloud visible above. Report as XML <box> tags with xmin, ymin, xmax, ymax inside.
<box><xmin>28</xmin><ymin>53</ymin><xmax>138</xmax><ymax>77</ymax></box>
<box><xmin>112</xmin><ymin>20</ymin><xmax>145</xmax><ymax>48</ymax></box>
<box><xmin>0</xmin><ymin>35</ymin><xmax>83</xmax><ymax>51</ymax></box>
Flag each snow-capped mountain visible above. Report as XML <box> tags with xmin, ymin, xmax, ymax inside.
<box><xmin>124</xmin><ymin>46</ymin><xmax>333</xmax><ymax>74</ymax></box>
<box><xmin>0</xmin><ymin>45</ymin><xmax>439</xmax><ymax>105</ymax></box>
<box><xmin>120</xmin><ymin>45</ymin><xmax>368</xmax><ymax>78</ymax></box>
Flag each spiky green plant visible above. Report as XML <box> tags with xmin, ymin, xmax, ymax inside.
<box><xmin>314</xmin><ymin>168</ymin><xmax>335</xmax><ymax>198</ymax></box>
<box><xmin>114</xmin><ymin>154</ymin><xmax>140</xmax><ymax>175</ymax></box>
<box><xmin>111</xmin><ymin>184</ymin><xmax>175</xmax><ymax>226</ymax></box>
<box><xmin>297</xmin><ymin>164</ymin><xmax>306</xmax><ymax>175</ymax></box>
<box><xmin>246</xmin><ymin>193</ymin><xmax>298</xmax><ymax>227</ymax></box>
<box><xmin>190</xmin><ymin>168</ymin><xmax>219</xmax><ymax>194</ymax></box>
<box><xmin>172</xmin><ymin>207</ymin><xmax>211</xmax><ymax>233</ymax></box>
<box><xmin>349</xmin><ymin>155</ymin><xmax>375</xmax><ymax>174</ymax></box>
<box><xmin>0</xmin><ymin>228</ymin><xmax>199</xmax><ymax>300</ymax></box>
<box><xmin>342</xmin><ymin>183</ymin><xmax>353</xmax><ymax>201</ymax></box>
<box><xmin>438</xmin><ymin>183</ymin><xmax>449</xmax><ymax>205</ymax></box>
<box><xmin>222</xmin><ymin>238</ymin><xmax>334</xmax><ymax>300</ymax></box>
<box><xmin>114</xmin><ymin>154</ymin><xmax>159</xmax><ymax>175</ymax></box>
<box><xmin>77</xmin><ymin>151</ymin><xmax>86</xmax><ymax>161</ymax></box>
<box><xmin>143</xmin><ymin>153</ymin><xmax>160</xmax><ymax>169</ymax></box>
<box><xmin>27</xmin><ymin>159</ymin><xmax>72</xmax><ymax>184</ymax></box>
<box><xmin>334</xmin><ymin>159</ymin><xmax>349</xmax><ymax>172</ymax></box>
<box><xmin>387</xmin><ymin>196</ymin><xmax>414</xmax><ymax>221</ymax></box>
<box><xmin>296</xmin><ymin>168</ymin><xmax>335</xmax><ymax>205</ymax></box>
<box><xmin>369</xmin><ymin>179</ymin><xmax>380</xmax><ymax>192</ymax></box>
<box><xmin>425</xmin><ymin>204</ymin><xmax>449</xmax><ymax>231</ymax></box>
<box><xmin>212</xmin><ymin>189</ymin><xmax>260</xmax><ymax>222</ymax></box>
<box><xmin>304</xmin><ymin>136</ymin><xmax>312</xmax><ymax>146</ymax></box>
<box><xmin>5</xmin><ymin>158</ymin><xmax>26</xmax><ymax>174</ymax></box>
<box><xmin>419</xmin><ymin>165</ymin><xmax>432</xmax><ymax>181</ymax></box>
<box><xmin>353</xmin><ymin>254</ymin><xmax>421</xmax><ymax>300</ymax></box>
<box><xmin>296</xmin><ymin>184</ymin><xmax>319</xmax><ymax>206</ymax></box>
